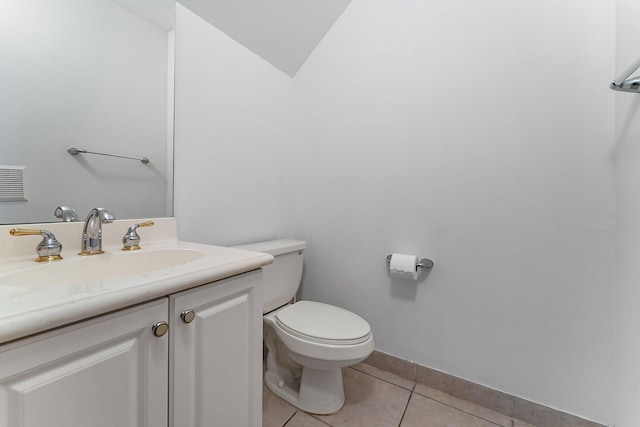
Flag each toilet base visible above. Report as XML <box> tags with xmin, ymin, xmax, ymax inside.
<box><xmin>265</xmin><ymin>366</ymin><xmax>345</xmax><ymax>415</ymax></box>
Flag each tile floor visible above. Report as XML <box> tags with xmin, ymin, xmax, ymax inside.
<box><xmin>263</xmin><ymin>362</ymin><xmax>536</xmax><ymax>427</ymax></box>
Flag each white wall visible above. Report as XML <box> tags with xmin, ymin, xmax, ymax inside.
<box><xmin>173</xmin><ymin>0</ymin><xmax>618</xmax><ymax>423</ymax></box>
<box><xmin>615</xmin><ymin>0</ymin><xmax>640</xmax><ymax>425</ymax></box>
<box><xmin>291</xmin><ymin>0</ymin><xmax>616</xmax><ymax>424</ymax></box>
<box><xmin>0</xmin><ymin>0</ymin><xmax>170</xmax><ymax>223</ymax></box>
<box><xmin>173</xmin><ymin>5</ymin><xmax>293</xmax><ymax>245</ymax></box>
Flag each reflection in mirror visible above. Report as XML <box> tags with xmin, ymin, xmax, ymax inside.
<box><xmin>0</xmin><ymin>0</ymin><xmax>175</xmax><ymax>224</ymax></box>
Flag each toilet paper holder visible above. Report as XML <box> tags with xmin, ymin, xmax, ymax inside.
<box><xmin>386</xmin><ymin>255</ymin><xmax>434</xmax><ymax>271</ymax></box>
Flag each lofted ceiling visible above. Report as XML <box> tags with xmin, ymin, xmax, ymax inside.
<box><xmin>177</xmin><ymin>0</ymin><xmax>351</xmax><ymax>77</ymax></box>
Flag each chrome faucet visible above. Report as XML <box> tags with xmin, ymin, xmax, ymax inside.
<box><xmin>79</xmin><ymin>207</ymin><xmax>115</xmax><ymax>255</ymax></box>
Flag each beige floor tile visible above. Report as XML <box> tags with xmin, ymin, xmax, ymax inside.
<box><xmin>313</xmin><ymin>368</ymin><xmax>411</xmax><ymax>427</ymax></box>
<box><xmin>414</xmin><ymin>383</ymin><xmax>512</xmax><ymax>427</ymax></box>
<box><xmin>286</xmin><ymin>412</ymin><xmax>330</xmax><ymax>427</ymax></box>
<box><xmin>263</xmin><ymin>384</ymin><xmax>297</xmax><ymax>427</ymax></box>
<box><xmin>350</xmin><ymin>363</ymin><xmax>415</xmax><ymax>390</ymax></box>
<box><xmin>400</xmin><ymin>393</ymin><xmax>502</xmax><ymax>427</ymax></box>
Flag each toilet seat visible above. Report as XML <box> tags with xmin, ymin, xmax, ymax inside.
<box><xmin>275</xmin><ymin>301</ymin><xmax>371</xmax><ymax>346</ymax></box>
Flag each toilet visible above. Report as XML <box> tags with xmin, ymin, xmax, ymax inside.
<box><xmin>232</xmin><ymin>239</ymin><xmax>374</xmax><ymax>415</ymax></box>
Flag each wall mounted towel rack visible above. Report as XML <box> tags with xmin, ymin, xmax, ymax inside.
<box><xmin>67</xmin><ymin>147</ymin><xmax>150</xmax><ymax>164</ymax></box>
<box><xmin>611</xmin><ymin>57</ymin><xmax>640</xmax><ymax>93</ymax></box>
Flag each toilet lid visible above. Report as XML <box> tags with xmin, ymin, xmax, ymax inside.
<box><xmin>275</xmin><ymin>301</ymin><xmax>371</xmax><ymax>345</ymax></box>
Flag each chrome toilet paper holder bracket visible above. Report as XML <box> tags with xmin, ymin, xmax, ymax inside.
<box><xmin>386</xmin><ymin>255</ymin><xmax>434</xmax><ymax>271</ymax></box>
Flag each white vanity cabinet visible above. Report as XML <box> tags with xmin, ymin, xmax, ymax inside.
<box><xmin>170</xmin><ymin>270</ymin><xmax>262</xmax><ymax>427</ymax></box>
<box><xmin>0</xmin><ymin>270</ymin><xmax>263</xmax><ymax>427</ymax></box>
<box><xmin>0</xmin><ymin>298</ymin><xmax>169</xmax><ymax>427</ymax></box>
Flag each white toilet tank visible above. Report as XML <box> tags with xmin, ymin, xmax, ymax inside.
<box><xmin>232</xmin><ymin>239</ymin><xmax>306</xmax><ymax>313</ymax></box>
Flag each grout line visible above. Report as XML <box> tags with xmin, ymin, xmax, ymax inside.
<box><xmin>309</xmin><ymin>413</ymin><xmax>335</xmax><ymax>427</ymax></box>
<box><xmin>397</xmin><ymin>389</ymin><xmax>415</xmax><ymax>427</ymax></box>
<box><xmin>285</xmin><ymin>410</ymin><xmax>333</xmax><ymax>427</ymax></box>
<box><xmin>510</xmin><ymin>395</ymin><xmax>515</xmax><ymax>417</ymax></box>
<box><xmin>281</xmin><ymin>411</ymin><xmax>298</xmax><ymax>426</ymax></box>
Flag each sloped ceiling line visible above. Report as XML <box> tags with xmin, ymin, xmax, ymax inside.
<box><xmin>177</xmin><ymin>0</ymin><xmax>351</xmax><ymax>77</ymax></box>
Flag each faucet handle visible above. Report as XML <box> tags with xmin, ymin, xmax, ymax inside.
<box><xmin>122</xmin><ymin>221</ymin><xmax>154</xmax><ymax>251</ymax></box>
<box><xmin>10</xmin><ymin>229</ymin><xmax>63</xmax><ymax>262</ymax></box>
<box><xmin>54</xmin><ymin>205</ymin><xmax>79</xmax><ymax>222</ymax></box>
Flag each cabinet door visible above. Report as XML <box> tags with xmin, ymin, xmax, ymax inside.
<box><xmin>170</xmin><ymin>270</ymin><xmax>263</xmax><ymax>427</ymax></box>
<box><xmin>0</xmin><ymin>299</ymin><xmax>169</xmax><ymax>427</ymax></box>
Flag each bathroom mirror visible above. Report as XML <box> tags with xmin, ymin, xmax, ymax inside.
<box><xmin>0</xmin><ymin>0</ymin><xmax>175</xmax><ymax>224</ymax></box>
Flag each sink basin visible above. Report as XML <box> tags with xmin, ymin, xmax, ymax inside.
<box><xmin>0</xmin><ymin>248</ymin><xmax>206</xmax><ymax>287</ymax></box>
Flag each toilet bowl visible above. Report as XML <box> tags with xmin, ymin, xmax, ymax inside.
<box><xmin>232</xmin><ymin>240</ymin><xmax>374</xmax><ymax>414</ymax></box>
<box><xmin>264</xmin><ymin>301</ymin><xmax>374</xmax><ymax>414</ymax></box>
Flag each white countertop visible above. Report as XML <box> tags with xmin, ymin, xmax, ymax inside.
<box><xmin>0</xmin><ymin>218</ymin><xmax>273</xmax><ymax>344</ymax></box>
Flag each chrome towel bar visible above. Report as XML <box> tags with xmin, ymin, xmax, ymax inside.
<box><xmin>611</xmin><ymin>56</ymin><xmax>640</xmax><ymax>93</ymax></box>
<box><xmin>67</xmin><ymin>147</ymin><xmax>150</xmax><ymax>164</ymax></box>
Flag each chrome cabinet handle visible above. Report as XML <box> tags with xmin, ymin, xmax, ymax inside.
<box><xmin>181</xmin><ymin>310</ymin><xmax>196</xmax><ymax>324</ymax></box>
<box><xmin>152</xmin><ymin>321</ymin><xmax>169</xmax><ymax>337</ymax></box>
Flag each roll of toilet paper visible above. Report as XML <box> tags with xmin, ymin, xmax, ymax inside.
<box><xmin>389</xmin><ymin>253</ymin><xmax>420</xmax><ymax>280</ymax></box>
